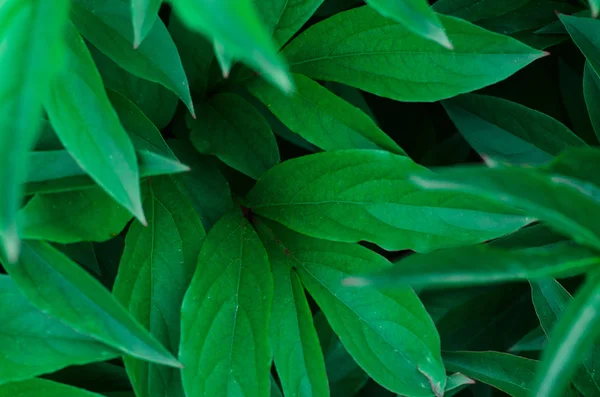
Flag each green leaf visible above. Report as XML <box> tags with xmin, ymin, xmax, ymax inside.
<box><xmin>213</xmin><ymin>39</ymin><xmax>234</xmax><ymax>78</ymax></box>
<box><xmin>271</xmin><ymin>376</ymin><xmax>284</xmax><ymax>397</ymax></box>
<box><xmin>443</xmin><ymin>94</ymin><xmax>586</xmax><ymax>165</ymax></box>
<box><xmin>532</xmin><ymin>269</ymin><xmax>600</xmax><ymax>397</ymax></box>
<box><xmin>0</xmin><ymin>379</ymin><xmax>104</xmax><ymax>397</ymax></box>
<box><xmin>190</xmin><ymin>93</ymin><xmax>279</xmax><ymax>179</ymax></box>
<box><xmin>70</xmin><ymin>0</ymin><xmax>194</xmax><ymax>115</ymax></box>
<box><xmin>560</xmin><ymin>15</ymin><xmax>600</xmax><ymax>78</ymax></box>
<box><xmin>256</xmin><ymin>220</ymin><xmax>446</xmax><ymax>396</ymax></box>
<box><xmin>0</xmin><ymin>0</ymin><xmax>69</xmax><ymax>262</ymax></box>
<box><xmin>179</xmin><ymin>210</ymin><xmax>273</xmax><ymax>397</ymax></box>
<box><xmin>584</xmin><ymin>62</ymin><xmax>600</xmax><ymax>142</ymax></box>
<box><xmin>44</xmin><ymin>22</ymin><xmax>145</xmax><ymax>224</ymax></box>
<box><xmin>510</xmin><ymin>326</ymin><xmax>546</xmax><ymax>352</ymax></box>
<box><xmin>247</xmin><ymin>74</ymin><xmax>406</xmax><ymax>154</ymax></box>
<box><xmin>283</xmin><ymin>6</ymin><xmax>545</xmax><ymax>102</ymax></box>
<box><xmin>432</xmin><ymin>0</ymin><xmax>529</xmax><ymax>23</ymax></box>
<box><xmin>444</xmin><ymin>373</ymin><xmax>475</xmax><ymax>396</ymax></box>
<box><xmin>131</xmin><ymin>0</ymin><xmax>162</xmax><ymax>46</ymax></box>
<box><xmin>366</xmin><ymin>0</ymin><xmax>452</xmax><ymax>48</ymax></box>
<box><xmin>590</xmin><ymin>0</ymin><xmax>600</xmax><ymax>17</ymax></box>
<box><xmin>171</xmin><ymin>0</ymin><xmax>293</xmax><ymax>91</ymax></box>
<box><xmin>347</xmin><ymin>241</ymin><xmax>600</xmax><ymax>288</ymax></box>
<box><xmin>257</xmin><ymin>225</ymin><xmax>329</xmax><ymax>397</ymax></box>
<box><xmin>114</xmin><ymin>177</ymin><xmax>205</xmax><ymax>397</ymax></box>
<box><xmin>531</xmin><ymin>279</ymin><xmax>600</xmax><ymax>396</ymax></box>
<box><xmin>246</xmin><ymin>150</ymin><xmax>529</xmax><ymax>252</ymax></box>
<box><xmin>0</xmin><ymin>274</ymin><xmax>118</xmax><ymax>384</ymax></box>
<box><xmin>1</xmin><ymin>240</ymin><xmax>179</xmax><ymax>367</ymax></box>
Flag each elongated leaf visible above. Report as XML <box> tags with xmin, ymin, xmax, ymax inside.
<box><xmin>258</xmin><ymin>227</ymin><xmax>329</xmax><ymax>397</ymax></box>
<box><xmin>558</xmin><ymin>59</ymin><xmax>596</xmax><ymax>145</ymax></box>
<box><xmin>246</xmin><ymin>150</ymin><xmax>529</xmax><ymax>252</ymax></box>
<box><xmin>0</xmin><ymin>0</ymin><xmax>69</xmax><ymax>261</ymax></box>
<box><xmin>131</xmin><ymin>0</ymin><xmax>162</xmax><ymax>46</ymax></box>
<box><xmin>70</xmin><ymin>0</ymin><xmax>194</xmax><ymax>115</ymax></box>
<box><xmin>247</xmin><ymin>74</ymin><xmax>406</xmax><ymax>154</ymax></box>
<box><xmin>114</xmin><ymin>177</ymin><xmax>204</xmax><ymax>397</ymax></box>
<box><xmin>531</xmin><ymin>279</ymin><xmax>600</xmax><ymax>396</ymax></box>
<box><xmin>191</xmin><ymin>93</ymin><xmax>279</xmax><ymax>179</ymax></box>
<box><xmin>432</xmin><ymin>0</ymin><xmax>529</xmax><ymax>23</ymax></box>
<box><xmin>0</xmin><ymin>379</ymin><xmax>104</xmax><ymax>397</ymax></box>
<box><xmin>172</xmin><ymin>0</ymin><xmax>292</xmax><ymax>91</ymax></box>
<box><xmin>44</xmin><ymin>22</ymin><xmax>145</xmax><ymax>223</ymax></box>
<box><xmin>1</xmin><ymin>240</ymin><xmax>179</xmax><ymax>367</ymax></box>
<box><xmin>510</xmin><ymin>326</ymin><xmax>546</xmax><ymax>352</ymax></box>
<box><xmin>256</xmin><ymin>220</ymin><xmax>446</xmax><ymax>396</ymax></box>
<box><xmin>366</xmin><ymin>0</ymin><xmax>452</xmax><ymax>48</ymax></box>
<box><xmin>347</xmin><ymin>241</ymin><xmax>600</xmax><ymax>288</ymax></box>
<box><xmin>283</xmin><ymin>6</ymin><xmax>545</xmax><ymax>102</ymax></box>
<box><xmin>561</xmin><ymin>15</ymin><xmax>600</xmax><ymax>78</ymax></box>
<box><xmin>584</xmin><ymin>62</ymin><xmax>600</xmax><ymax>142</ymax></box>
<box><xmin>443</xmin><ymin>94</ymin><xmax>585</xmax><ymax>165</ymax></box>
<box><xmin>0</xmin><ymin>275</ymin><xmax>118</xmax><ymax>385</ymax></box>
<box><xmin>179</xmin><ymin>210</ymin><xmax>273</xmax><ymax>397</ymax></box>
<box><xmin>532</xmin><ymin>269</ymin><xmax>600</xmax><ymax>397</ymax></box>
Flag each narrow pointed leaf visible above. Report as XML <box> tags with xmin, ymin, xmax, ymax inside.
<box><xmin>584</xmin><ymin>62</ymin><xmax>600</xmax><ymax>142</ymax></box>
<box><xmin>70</xmin><ymin>0</ymin><xmax>194</xmax><ymax>115</ymax></box>
<box><xmin>366</xmin><ymin>0</ymin><xmax>452</xmax><ymax>48</ymax></box>
<box><xmin>560</xmin><ymin>15</ymin><xmax>600</xmax><ymax>78</ymax></box>
<box><xmin>0</xmin><ymin>274</ymin><xmax>118</xmax><ymax>385</ymax></box>
<box><xmin>190</xmin><ymin>93</ymin><xmax>279</xmax><ymax>179</ymax></box>
<box><xmin>0</xmin><ymin>379</ymin><xmax>105</xmax><ymax>397</ymax></box>
<box><xmin>443</xmin><ymin>94</ymin><xmax>585</xmax><ymax>165</ymax></box>
<box><xmin>283</xmin><ymin>6</ymin><xmax>545</xmax><ymax>102</ymax></box>
<box><xmin>131</xmin><ymin>0</ymin><xmax>162</xmax><ymax>46</ymax></box>
<box><xmin>246</xmin><ymin>150</ymin><xmax>529</xmax><ymax>252</ymax></box>
<box><xmin>532</xmin><ymin>269</ymin><xmax>600</xmax><ymax>397</ymax></box>
<box><xmin>172</xmin><ymin>0</ymin><xmax>293</xmax><ymax>91</ymax></box>
<box><xmin>179</xmin><ymin>210</ymin><xmax>273</xmax><ymax>397</ymax></box>
<box><xmin>213</xmin><ymin>40</ymin><xmax>234</xmax><ymax>78</ymax></box>
<box><xmin>247</xmin><ymin>74</ymin><xmax>406</xmax><ymax>154</ymax></box>
<box><xmin>0</xmin><ymin>0</ymin><xmax>69</xmax><ymax>262</ymax></box>
<box><xmin>44</xmin><ymin>22</ymin><xmax>145</xmax><ymax>223</ymax></box>
<box><xmin>256</xmin><ymin>220</ymin><xmax>446</xmax><ymax>397</ymax></box>
<box><xmin>1</xmin><ymin>240</ymin><xmax>180</xmax><ymax>367</ymax></box>
<box><xmin>114</xmin><ymin>177</ymin><xmax>205</xmax><ymax>397</ymax></box>
<box><xmin>510</xmin><ymin>326</ymin><xmax>546</xmax><ymax>352</ymax></box>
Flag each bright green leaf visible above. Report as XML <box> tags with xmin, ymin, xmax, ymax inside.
<box><xmin>190</xmin><ymin>93</ymin><xmax>279</xmax><ymax>179</ymax></box>
<box><xmin>283</xmin><ymin>6</ymin><xmax>545</xmax><ymax>102</ymax></box>
<box><xmin>247</xmin><ymin>74</ymin><xmax>406</xmax><ymax>154</ymax></box>
<box><xmin>443</xmin><ymin>94</ymin><xmax>586</xmax><ymax>165</ymax></box>
<box><xmin>0</xmin><ymin>379</ymin><xmax>104</xmax><ymax>397</ymax></box>
<box><xmin>179</xmin><ymin>210</ymin><xmax>273</xmax><ymax>397</ymax></box>
<box><xmin>1</xmin><ymin>240</ymin><xmax>180</xmax><ymax>367</ymax></box>
<box><xmin>584</xmin><ymin>62</ymin><xmax>600</xmax><ymax>142</ymax></box>
<box><xmin>246</xmin><ymin>150</ymin><xmax>529</xmax><ymax>252</ymax></box>
<box><xmin>0</xmin><ymin>0</ymin><xmax>70</xmax><ymax>262</ymax></box>
<box><xmin>70</xmin><ymin>0</ymin><xmax>194</xmax><ymax>115</ymax></box>
<box><xmin>114</xmin><ymin>177</ymin><xmax>205</xmax><ymax>397</ymax></box>
<box><xmin>131</xmin><ymin>0</ymin><xmax>162</xmax><ymax>46</ymax></box>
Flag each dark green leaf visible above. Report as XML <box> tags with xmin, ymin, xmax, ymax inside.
<box><xmin>113</xmin><ymin>177</ymin><xmax>205</xmax><ymax>397</ymax></box>
<box><xmin>283</xmin><ymin>6</ymin><xmax>545</xmax><ymax>102</ymax></box>
<box><xmin>70</xmin><ymin>0</ymin><xmax>194</xmax><ymax>115</ymax></box>
<box><xmin>44</xmin><ymin>22</ymin><xmax>145</xmax><ymax>223</ymax></box>
<box><xmin>57</xmin><ymin>242</ymin><xmax>102</xmax><ymax>276</ymax></box>
<box><xmin>179</xmin><ymin>210</ymin><xmax>273</xmax><ymax>397</ymax></box>
<box><xmin>444</xmin><ymin>373</ymin><xmax>475</xmax><ymax>395</ymax></box>
<box><xmin>247</xmin><ymin>150</ymin><xmax>529</xmax><ymax>252</ymax></box>
<box><xmin>131</xmin><ymin>0</ymin><xmax>162</xmax><ymax>46</ymax></box>
<box><xmin>584</xmin><ymin>62</ymin><xmax>600</xmax><ymax>142</ymax></box>
<box><xmin>0</xmin><ymin>274</ymin><xmax>118</xmax><ymax>384</ymax></box>
<box><xmin>443</xmin><ymin>94</ymin><xmax>586</xmax><ymax>165</ymax></box>
<box><xmin>256</xmin><ymin>220</ymin><xmax>446</xmax><ymax>396</ymax></box>
<box><xmin>560</xmin><ymin>15</ymin><xmax>600</xmax><ymax>78</ymax></box>
<box><xmin>0</xmin><ymin>379</ymin><xmax>104</xmax><ymax>397</ymax></box>
<box><xmin>432</xmin><ymin>0</ymin><xmax>529</xmax><ymax>23</ymax></box>
<box><xmin>247</xmin><ymin>74</ymin><xmax>406</xmax><ymax>154</ymax></box>
<box><xmin>1</xmin><ymin>240</ymin><xmax>179</xmax><ymax>367</ymax></box>
<box><xmin>190</xmin><ymin>93</ymin><xmax>279</xmax><ymax>179</ymax></box>
<box><xmin>510</xmin><ymin>326</ymin><xmax>546</xmax><ymax>352</ymax></box>
<box><xmin>0</xmin><ymin>0</ymin><xmax>69</xmax><ymax>261</ymax></box>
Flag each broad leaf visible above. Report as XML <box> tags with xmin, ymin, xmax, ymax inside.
<box><xmin>70</xmin><ymin>0</ymin><xmax>194</xmax><ymax>115</ymax></box>
<box><xmin>171</xmin><ymin>0</ymin><xmax>293</xmax><ymax>91</ymax></box>
<box><xmin>254</xmin><ymin>0</ymin><xmax>325</xmax><ymax>46</ymax></box>
<box><xmin>283</xmin><ymin>6</ymin><xmax>545</xmax><ymax>102</ymax></box>
<box><xmin>247</xmin><ymin>74</ymin><xmax>406</xmax><ymax>154</ymax></box>
<box><xmin>114</xmin><ymin>177</ymin><xmax>205</xmax><ymax>397</ymax></box>
<box><xmin>366</xmin><ymin>0</ymin><xmax>452</xmax><ymax>48</ymax></box>
<box><xmin>190</xmin><ymin>93</ymin><xmax>279</xmax><ymax>179</ymax></box>
<box><xmin>179</xmin><ymin>210</ymin><xmax>273</xmax><ymax>397</ymax></box>
<box><xmin>0</xmin><ymin>0</ymin><xmax>69</xmax><ymax>261</ymax></box>
<box><xmin>1</xmin><ymin>240</ymin><xmax>179</xmax><ymax>367</ymax></box>
<box><xmin>531</xmin><ymin>279</ymin><xmax>600</xmax><ymax>396</ymax></box>
<box><xmin>533</xmin><ymin>269</ymin><xmax>600</xmax><ymax>397</ymax></box>
<box><xmin>131</xmin><ymin>0</ymin><xmax>162</xmax><ymax>46</ymax></box>
<box><xmin>0</xmin><ymin>274</ymin><xmax>118</xmax><ymax>385</ymax></box>
<box><xmin>0</xmin><ymin>379</ymin><xmax>104</xmax><ymax>397</ymax></box>
<box><xmin>44</xmin><ymin>22</ymin><xmax>145</xmax><ymax>223</ymax></box>
<box><xmin>443</xmin><ymin>94</ymin><xmax>585</xmax><ymax>165</ymax></box>
<box><xmin>584</xmin><ymin>62</ymin><xmax>600</xmax><ymax>142</ymax></box>
<box><xmin>256</xmin><ymin>220</ymin><xmax>446</xmax><ymax>396</ymax></box>
<box><xmin>246</xmin><ymin>150</ymin><xmax>529</xmax><ymax>252</ymax></box>
<box><xmin>561</xmin><ymin>15</ymin><xmax>600</xmax><ymax>78</ymax></box>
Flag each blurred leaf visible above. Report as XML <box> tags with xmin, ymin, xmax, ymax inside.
<box><xmin>584</xmin><ymin>62</ymin><xmax>600</xmax><ymax>142</ymax></box>
<box><xmin>558</xmin><ymin>59</ymin><xmax>597</xmax><ymax>144</ymax></box>
<box><xmin>0</xmin><ymin>379</ymin><xmax>105</xmax><ymax>397</ymax></box>
<box><xmin>432</xmin><ymin>0</ymin><xmax>530</xmax><ymax>22</ymax></box>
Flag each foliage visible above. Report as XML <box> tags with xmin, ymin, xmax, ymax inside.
<box><xmin>3</xmin><ymin>0</ymin><xmax>600</xmax><ymax>396</ymax></box>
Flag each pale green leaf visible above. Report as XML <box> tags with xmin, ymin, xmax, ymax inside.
<box><xmin>131</xmin><ymin>0</ymin><xmax>162</xmax><ymax>46</ymax></box>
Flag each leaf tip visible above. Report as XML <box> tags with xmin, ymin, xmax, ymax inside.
<box><xmin>2</xmin><ymin>227</ymin><xmax>20</xmax><ymax>264</ymax></box>
<box><xmin>436</xmin><ymin>32</ymin><xmax>454</xmax><ymax>50</ymax></box>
